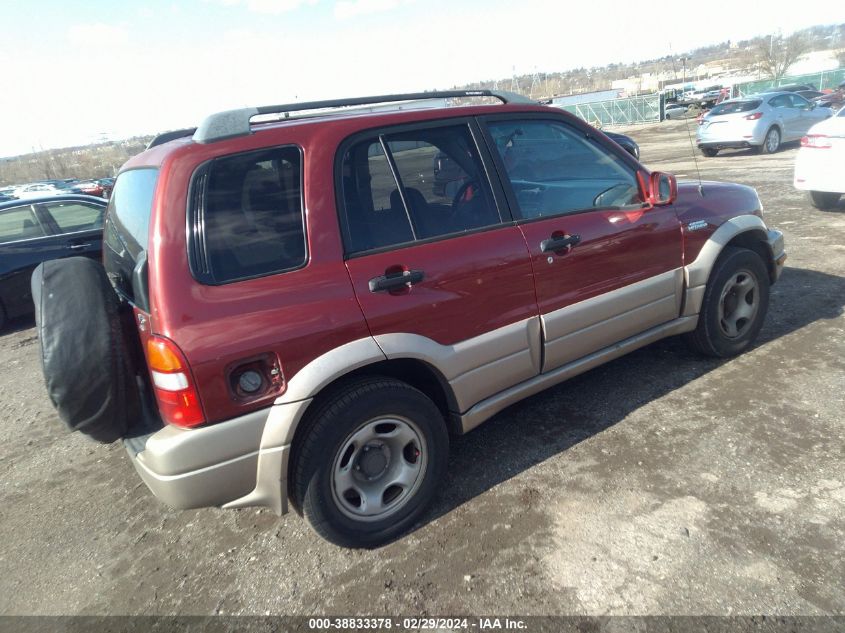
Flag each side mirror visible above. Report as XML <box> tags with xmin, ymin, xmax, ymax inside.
<box><xmin>648</xmin><ymin>172</ymin><xmax>678</xmax><ymax>206</ymax></box>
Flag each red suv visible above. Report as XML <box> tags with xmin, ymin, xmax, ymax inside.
<box><xmin>32</xmin><ymin>90</ymin><xmax>786</xmax><ymax>547</ymax></box>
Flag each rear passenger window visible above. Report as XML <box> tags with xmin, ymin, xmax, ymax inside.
<box><xmin>43</xmin><ymin>201</ymin><xmax>104</xmax><ymax>233</ymax></box>
<box><xmin>190</xmin><ymin>146</ymin><xmax>305</xmax><ymax>284</ymax></box>
<box><xmin>340</xmin><ymin>124</ymin><xmax>500</xmax><ymax>254</ymax></box>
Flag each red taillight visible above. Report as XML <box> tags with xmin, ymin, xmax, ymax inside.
<box><xmin>145</xmin><ymin>336</ymin><xmax>205</xmax><ymax>428</ymax></box>
<box><xmin>801</xmin><ymin>134</ymin><xmax>831</xmax><ymax>149</ymax></box>
<box><xmin>744</xmin><ymin>112</ymin><xmax>763</xmax><ymax>120</ymax></box>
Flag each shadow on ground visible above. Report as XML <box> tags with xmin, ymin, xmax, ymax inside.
<box><xmin>417</xmin><ymin>265</ymin><xmax>845</xmax><ymax>535</ymax></box>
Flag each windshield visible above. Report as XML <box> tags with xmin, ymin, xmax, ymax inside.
<box><xmin>710</xmin><ymin>100</ymin><xmax>761</xmax><ymax>116</ymax></box>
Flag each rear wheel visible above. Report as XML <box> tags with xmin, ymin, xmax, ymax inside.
<box><xmin>0</xmin><ymin>300</ymin><xmax>6</xmax><ymax>332</ymax></box>
<box><xmin>684</xmin><ymin>247</ymin><xmax>770</xmax><ymax>358</ymax></box>
<box><xmin>292</xmin><ymin>376</ymin><xmax>448</xmax><ymax>547</ymax></box>
<box><xmin>808</xmin><ymin>191</ymin><xmax>841</xmax><ymax>210</ymax></box>
<box><xmin>700</xmin><ymin>147</ymin><xmax>719</xmax><ymax>157</ymax></box>
<box><xmin>761</xmin><ymin>127</ymin><xmax>781</xmax><ymax>154</ymax></box>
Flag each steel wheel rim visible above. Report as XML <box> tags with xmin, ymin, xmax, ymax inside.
<box><xmin>330</xmin><ymin>415</ymin><xmax>428</xmax><ymax>522</ymax></box>
<box><xmin>766</xmin><ymin>129</ymin><xmax>779</xmax><ymax>152</ymax></box>
<box><xmin>717</xmin><ymin>268</ymin><xmax>759</xmax><ymax>339</ymax></box>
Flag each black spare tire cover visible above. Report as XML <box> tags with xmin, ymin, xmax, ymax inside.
<box><xmin>31</xmin><ymin>257</ymin><xmax>139</xmax><ymax>443</ymax></box>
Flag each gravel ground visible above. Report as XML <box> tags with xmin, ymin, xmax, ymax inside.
<box><xmin>0</xmin><ymin>119</ymin><xmax>843</xmax><ymax>617</ymax></box>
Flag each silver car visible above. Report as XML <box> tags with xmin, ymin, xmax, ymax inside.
<box><xmin>696</xmin><ymin>91</ymin><xmax>832</xmax><ymax>156</ymax></box>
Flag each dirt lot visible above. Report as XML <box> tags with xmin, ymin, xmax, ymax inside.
<box><xmin>0</xmin><ymin>119</ymin><xmax>843</xmax><ymax>617</ymax></box>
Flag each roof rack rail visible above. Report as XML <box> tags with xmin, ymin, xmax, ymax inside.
<box><xmin>192</xmin><ymin>90</ymin><xmax>536</xmax><ymax>144</ymax></box>
<box><xmin>146</xmin><ymin>128</ymin><xmax>198</xmax><ymax>149</ymax></box>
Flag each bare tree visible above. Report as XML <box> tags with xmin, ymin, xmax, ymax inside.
<box><xmin>756</xmin><ymin>33</ymin><xmax>809</xmax><ymax>80</ymax></box>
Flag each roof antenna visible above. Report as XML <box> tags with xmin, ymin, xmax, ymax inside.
<box><xmin>679</xmin><ymin>56</ymin><xmax>705</xmax><ymax>196</ymax></box>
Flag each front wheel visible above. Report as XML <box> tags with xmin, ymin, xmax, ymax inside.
<box><xmin>292</xmin><ymin>376</ymin><xmax>449</xmax><ymax>547</ymax></box>
<box><xmin>684</xmin><ymin>247</ymin><xmax>770</xmax><ymax>358</ymax></box>
<box><xmin>809</xmin><ymin>191</ymin><xmax>841</xmax><ymax>210</ymax></box>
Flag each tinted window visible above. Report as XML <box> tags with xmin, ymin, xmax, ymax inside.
<box><xmin>341</xmin><ymin>124</ymin><xmax>500</xmax><ymax>254</ymax></box>
<box><xmin>0</xmin><ymin>206</ymin><xmax>46</xmax><ymax>243</ymax></box>
<box><xmin>103</xmin><ymin>168</ymin><xmax>158</xmax><ymax>302</ymax></box>
<box><xmin>193</xmin><ymin>146</ymin><xmax>305</xmax><ymax>283</ymax></box>
<box><xmin>487</xmin><ymin>120</ymin><xmax>641</xmax><ymax>219</ymax></box>
<box><xmin>710</xmin><ymin>100</ymin><xmax>761</xmax><ymax>115</ymax></box>
<box><xmin>788</xmin><ymin>94</ymin><xmax>810</xmax><ymax>108</ymax></box>
<box><xmin>43</xmin><ymin>201</ymin><xmax>104</xmax><ymax>233</ymax></box>
<box><xmin>769</xmin><ymin>95</ymin><xmax>792</xmax><ymax>108</ymax></box>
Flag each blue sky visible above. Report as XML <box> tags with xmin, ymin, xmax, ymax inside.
<box><xmin>1</xmin><ymin>0</ymin><xmax>843</xmax><ymax>157</ymax></box>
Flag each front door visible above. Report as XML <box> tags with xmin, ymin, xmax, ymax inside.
<box><xmin>338</xmin><ymin>120</ymin><xmax>540</xmax><ymax>412</ymax></box>
<box><xmin>482</xmin><ymin>117</ymin><xmax>684</xmax><ymax>372</ymax></box>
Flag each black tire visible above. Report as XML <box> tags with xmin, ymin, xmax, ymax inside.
<box><xmin>31</xmin><ymin>257</ymin><xmax>139</xmax><ymax>443</ymax></box>
<box><xmin>808</xmin><ymin>191</ymin><xmax>841</xmax><ymax>210</ymax></box>
<box><xmin>292</xmin><ymin>376</ymin><xmax>448</xmax><ymax>548</ymax></box>
<box><xmin>684</xmin><ymin>247</ymin><xmax>770</xmax><ymax>358</ymax></box>
<box><xmin>760</xmin><ymin>127</ymin><xmax>780</xmax><ymax>154</ymax></box>
<box><xmin>700</xmin><ymin>147</ymin><xmax>719</xmax><ymax>157</ymax></box>
<box><xmin>0</xmin><ymin>300</ymin><xmax>6</xmax><ymax>332</ymax></box>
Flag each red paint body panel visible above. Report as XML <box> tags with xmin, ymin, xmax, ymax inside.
<box><xmin>346</xmin><ymin>226</ymin><xmax>537</xmax><ymax>345</ymax></box>
<box><xmin>118</xmin><ymin>101</ymin><xmax>766</xmax><ymax>428</ymax></box>
<box><xmin>130</xmin><ymin>105</ymin><xmax>557</xmax><ymax>424</ymax></box>
<box><xmin>518</xmin><ymin>206</ymin><xmax>683</xmax><ymax>315</ymax></box>
<box><xmin>672</xmin><ymin>181</ymin><xmax>764</xmax><ymax>264</ymax></box>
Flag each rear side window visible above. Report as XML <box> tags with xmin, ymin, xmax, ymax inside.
<box><xmin>340</xmin><ymin>124</ymin><xmax>500</xmax><ymax>254</ymax></box>
<box><xmin>43</xmin><ymin>201</ymin><xmax>104</xmax><ymax>233</ymax></box>
<box><xmin>710</xmin><ymin>100</ymin><xmax>761</xmax><ymax>115</ymax></box>
<box><xmin>189</xmin><ymin>146</ymin><xmax>305</xmax><ymax>284</ymax></box>
<box><xmin>0</xmin><ymin>205</ymin><xmax>46</xmax><ymax>243</ymax></box>
<box><xmin>103</xmin><ymin>168</ymin><xmax>158</xmax><ymax>304</ymax></box>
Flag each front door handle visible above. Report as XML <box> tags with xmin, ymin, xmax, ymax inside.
<box><xmin>540</xmin><ymin>234</ymin><xmax>581</xmax><ymax>253</ymax></box>
<box><xmin>66</xmin><ymin>243</ymin><xmax>92</xmax><ymax>250</ymax></box>
<box><xmin>369</xmin><ymin>269</ymin><xmax>425</xmax><ymax>293</ymax></box>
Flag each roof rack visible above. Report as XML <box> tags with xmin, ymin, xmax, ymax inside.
<box><xmin>189</xmin><ymin>90</ymin><xmax>536</xmax><ymax>144</ymax></box>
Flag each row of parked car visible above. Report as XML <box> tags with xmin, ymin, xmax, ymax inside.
<box><xmin>694</xmin><ymin>82</ymin><xmax>845</xmax><ymax>210</ymax></box>
<box><xmin>0</xmin><ymin>177</ymin><xmax>114</xmax><ymax>203</ymax></box>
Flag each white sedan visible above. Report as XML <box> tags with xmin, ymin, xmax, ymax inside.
<box><xmin>12</xmin><ymin>183</ymin><xmax>68</xmax><ymax>199</ymax></box>
<box><xmin>794</xmin><ymin>107</ymin><xmax>845</xmax><ymax>209</ymax></box>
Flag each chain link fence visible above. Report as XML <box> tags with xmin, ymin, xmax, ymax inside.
<box><xmin>557</xmin><ymin>94</ymin><xmax>662</xmax><ymax>127</ymax></box>
<box><xmin>734</xmin><ymin>69</ymin><xmax>845</xmax><ymax>97</ymax></box>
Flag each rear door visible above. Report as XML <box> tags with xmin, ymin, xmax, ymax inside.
<box><xmin>36</xmin><ymin>199</ymin><xmax>105</xmax><ymax>260</ymax></box>
<box><xmin>0</xmin><ymin>203</ymin><xmax>66</xmax><ymax>318</ymax></box>
<box><xmin>339</xmin><ymin>120</ymin><xmax>540</xmax><ymax>413</ymax></box>
<box><xmin>481</xmin><ymin>116</ymin><xmax>683</xmax><ymax>372</ymax></box>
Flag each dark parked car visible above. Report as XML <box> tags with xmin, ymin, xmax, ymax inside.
<box><xmin>604</xmin><ymin>131</ymin><xmax>640</xmax><ymax>158</ymax></box>
<box><xmin>796</xmin><ymin>90</ymin><xmax>825</xmax><ymax>101</ymax></box>
<box><xmin>0</xmin><ymin>195</ymin><xmax>105</xmax><ymax>329</ymax></box>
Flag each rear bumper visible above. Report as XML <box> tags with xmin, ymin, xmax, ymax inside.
<box><xmin>697</xmin><ymin>140</ymin><xmax>757</xmax><ymax>150</ymax></box>
<box><xmin>794</xmin><ymin>151</ymin><xmax>845</xmax><ymax>193</ymax></box>
<box><xmin>123</xmin><ymin>407</ymin><xmax>290</xmax><ymax>513</ymax></box>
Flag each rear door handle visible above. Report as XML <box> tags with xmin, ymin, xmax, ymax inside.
<box><xmin>66</xmin><ymin>243</ymin><xmax>92</xmax><ymax>250</ymax></box>
<box><xmin>369</xmin><ymin>269</ymin><xmax>425</xmax><ymax>293</ymax></box>
<box><xmin>540</xmin><ymin>234</ymin><xmax>581</xmax><ymax>253</ymax></box>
